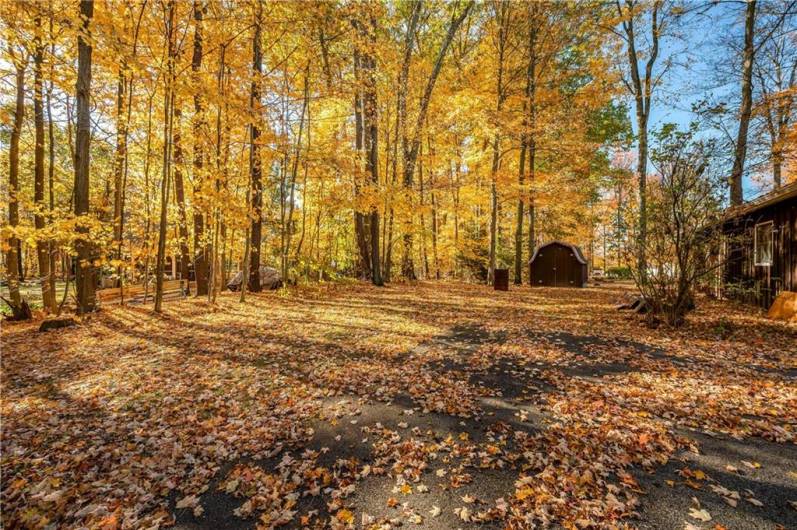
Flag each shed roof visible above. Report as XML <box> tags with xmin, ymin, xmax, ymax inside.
<box><xmin>529</xmin><ymin>241</ymin><xmax>587</xmax><ymax>265</ymax></box>
<box><xmin>725</xmin><ymin>180</ymin><xmax>797</xmax><ymax>219</ymax></box>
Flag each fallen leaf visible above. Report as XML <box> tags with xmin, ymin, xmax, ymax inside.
<box><xmin>689</xmin><ymin>508</ymin><xmax>712</xmax><ymax>522</ymax></box>
<box><xmin>176</xmin><ymin>495</ymin><xmax>199</xmax><ymax>510</ymax></box>
<box><xmin>336</xmin><ymin>509</ymin><xmax>354</xmax><ymax>524</ymax></box>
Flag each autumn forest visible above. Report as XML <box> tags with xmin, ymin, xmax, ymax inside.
<box><xmin>2</xmin><ymin>0</ymin><xmax>656</xmax><ymax>313</ymax></box>
<box><xmin>2</xmin><ymin>0</ymin><xmax>797</xmax><ymax>529</ymax></box>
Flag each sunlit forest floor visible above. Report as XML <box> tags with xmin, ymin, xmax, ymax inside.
<box><xmin>2</xmin><ymin>282</ymin><xmax>796</xmax><ymax>529</ymax></box>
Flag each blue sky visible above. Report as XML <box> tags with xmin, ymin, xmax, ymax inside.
<box><xmin>625</xmin><ymin>0</ymin><xmax>775</xmax><ymax>200</ymax></box>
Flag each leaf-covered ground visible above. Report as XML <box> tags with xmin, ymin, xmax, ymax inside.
<box><xmin>2</xmin><ymin>282</ymin><xmax>796</xmax><ymax>529</ymax></box>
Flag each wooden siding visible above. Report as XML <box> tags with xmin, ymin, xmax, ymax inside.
<box><xmin>722</xmin><ymin>195</ymin><xmax>797</xmax><ymax>307</ymax></box>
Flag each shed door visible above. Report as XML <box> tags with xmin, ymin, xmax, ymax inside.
<box><xmin>552</xmin><ymin>246</ymin><xmax>575</xmax><ymax>287</ymax></box>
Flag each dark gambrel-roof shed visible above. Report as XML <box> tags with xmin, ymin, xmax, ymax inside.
<box><xmin>529</xmin><ymin>241</ymin><xmax>588</xmax><ymax>287</ymax></box>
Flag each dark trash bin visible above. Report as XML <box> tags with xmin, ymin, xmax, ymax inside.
<box><xmin>494</xmin><ymin>268</ymin><xmax>509</xmax><ymax>291</ymax></box>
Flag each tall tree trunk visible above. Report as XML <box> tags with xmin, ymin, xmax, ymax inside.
<box><xmin>208</xmin><ymin>43</ymin><xmax>227</xmax><ymax>303</ymax></box>
<box><xmin>617</xmin><ymin>0</ymin><xmax>660</xmax><ymax>280</ymax></box>
<box><xmin>635</xmin><ymin>108</ymin><xmax>648</xmax><ymax>273</ymax></box>
<box><xmin>113</xmin><ymin>69</ymin><xmax>127</xmax><ymax>260</ymax></box>
<box><xmin>115</xmin><ymin>1</ymin><xmax>144</xmax><ymax>290</ymax></box>
<box><xmin>66</xmin><ymin>92</ymin><xmax>75</xmax><ymax>177</ymax></box>
<box><xmin>427</xmin><ymin>135</ymin><xmax>440</xmax><ymax>279</ymax></box>
<box><xmin>363</xmin><ymin>21</ymin><xmax>382</xmax><ymax>286</ymax></box>
<box><xmin>730</xmin><ymin>0</ymin><xmax>756</xmax><ymax>205</ymax></box>
<box><xmin>155</xmin><ymin>0</ymin><xmax>175</xmax><ymax>313</ymax></box>
<box><xmin>454</xmin><ymin>142</ymin><xmax>462</xmax><ymax>276</ymax></box>
<box><xmin>488</xmin><ymin>1</ymin><xmax>508</xmax><ymax>285</ymax></box>
<box><xmin>34</xmin><ymin>16</ymin><xmax>56</xmax><ymax>313</ymax></box>
<box><xmin>240</xmin><ymin>226</ymin><xmax>251</xmax><ymax>302</ymax></box>
<box><xmin>353</xmin><ymin>44</ymin><xmax>371</xmax><ymax>279</ymax></box>
<box><xmin>518</xmin><ymin>9</ymin><xmax>537</xmax><ymax>285</ymax></box>
<box><xmin>5</xmin><ymin>55</ymin><xmax>26</xmax><ymax>314</ymax></box>
<box><xmin>47</xmin><ymin>9</ymin><xmax>57</xmax><ymax>301</ymax></box>
<box><xmin>488</xmin><ymin>145</ymin><xmax>499</xmax><ymax>285</ymax></box>
<box><xmin>278</xmin><ymin>152</ymin><xmax>289</xmax><ymax>278</ymax></box>
<box><xmin>527</xmin><ymin>86</ymin><xmax>537</xmax><ymax>273</ymax></box>
<box><xmin>74</xmin><ymin>0</ymin><xmax>96</xmax><ymax>314</ymax></box>
<box><xmin>17</xmin><ymin>243</ymin><xmax>24</xmax><ymax>282</ymax></box>
<box><xmin>381</xmin><ymin>104</ymin><xmax>391</xmax><ymax>272</ymax></box>
<box><xmin>142</xmin><ymin>96</ymin><xmax>155</xmax><ymax>303</ymax></box>
<box><xmin>192</xmin><ymin>1</ymin><xmax>209</xmax><ymax>296</ymax></box>
<box><xmin>248</xmin><ymin>0</ymin><xmax>263</xmax><ymax>292</ymax></box>
<box><xmin>384</xmin><ymin>75</ymin><xmax>403</xmax><ymax>283</ymax></box>
<box><xmin>514</xmin><ymin>138</ymin><xmax>526</xmax><ymax>285</ymax></box>
<box><xmin>173</xmin><ymin>106</ymin><xmax>191</xmax><ymax>287</ymax></box>
<box><xmin>419</xmin><ymin>139</ymin><xmax>429</xmax><ymax>278</ymax></box>
<box><xmin>296</xmin><ymin>86</ymin><xmax>313</xmax><ymax>266</ymax></box>
<box><xmin>397</xmin><ymin>1</ymin><xmax>423</xmax><ymax>280</ymax></box>
<box><xmin>400</xmin><ymin>1</ymin><xmax>474</xmax><ymax>279</ymax></box>
<box><xmin>527</xmin><ymin>133</ymin><xmax>536</xmax><ymax>274</ymax></box>
<box><xmin>615</xmin><ymin>182</ymin><xmax>623</xmax><ymax>268</ymax></box>
<box><xmin>284</xmin><ymin>66</ymin><xmax>310</xmax><ymax>282</ymax></box>
<box><xmin>296</xmin><ymin>161</ymin><xmax>310</xmax><ymax>262</ymax></box>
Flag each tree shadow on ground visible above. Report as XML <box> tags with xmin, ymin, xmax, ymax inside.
<box><xmin>634</xmin><ymin>432</ymin><xmax>797</xmax><ymax>529</ymax></box>
<box><xmin>173</xmin><ymin>391</ymin><xmax>531</xmax><ymax>530</ymax></box>
<box><xmin>172</xmin><ymin>324</ymin><xmax>548</xmax><ymax>530</ymax></box>
<box><xmin>5</xmin><ymin>283</ymin><xmax>795</xmax><ymax>530</ymax></box>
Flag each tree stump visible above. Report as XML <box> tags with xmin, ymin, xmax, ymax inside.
<box><xmin>2</xmin><ymin>297</ymin><xmax>32</xmax><ymax>321</ymax></box>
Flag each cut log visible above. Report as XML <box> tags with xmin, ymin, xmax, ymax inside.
<box><xmin>615</xmin><ymin>293</ymin><xmax>637</xmax><ymax>310</ymax></box>
<box><xmin>616</xmin><ymin>296</ymin><xmax>650</xmax><ymax>313</ymax></box>
<box><xmin>39</xmin><ymin>317</ymin><xmax>76</xmax><ymax>332</ymax></box>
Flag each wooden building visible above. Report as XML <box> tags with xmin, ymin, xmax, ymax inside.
<box><xmin>529</xmin><ymin>241</ymin><xmax>588</xmax><ymax>287</ymax></box>
<box><xmin>721</xmin><ymin>181</ymin><xmax>797</xmax><ymax>308</ymax></box>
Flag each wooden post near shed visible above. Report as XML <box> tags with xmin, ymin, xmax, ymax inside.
<box><xmin>494</xmin><ymin>268</ymin><xmax>509</xmax><ymax>291</ymax></box>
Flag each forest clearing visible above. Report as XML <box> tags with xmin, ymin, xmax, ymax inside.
<box><xmin>3</xmin><ymin>0</ymin><xmax>797</xmax><ymax>528</ymax></box>
<box><xmin>2</xmin><ymin>282</ymin><xmax>796</xmax><ymax>529</ymax></box>
<box><xmin>3</xmin><ymin>283</ymin><xmax>797</xmax><ymax>529</ymax></box>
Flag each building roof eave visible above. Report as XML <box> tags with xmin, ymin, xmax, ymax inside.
<box><xmin>724</xmin><ymin>180</ymin><xmax>797</xmax><ymax>220</ymax></box>
<box><xmin>529</xmin><ymin>240</ymin><xmax>588</xmax><ymax>265</ymax></box>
